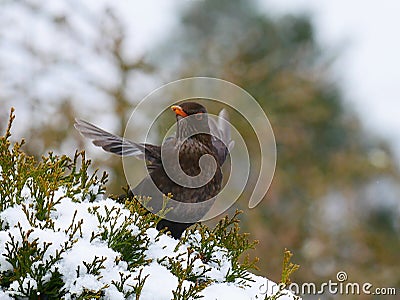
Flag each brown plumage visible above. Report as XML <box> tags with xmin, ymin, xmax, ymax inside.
<box><xmin>75</xmin><ymin>102</ymin><xmax>233</xmax><ymax>238</ymax></box>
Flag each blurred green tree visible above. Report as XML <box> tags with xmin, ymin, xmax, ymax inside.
<box><xmin>155</xmin><ymin>0</ymin><xmax>400</xmax><ymax>289</ymax></box>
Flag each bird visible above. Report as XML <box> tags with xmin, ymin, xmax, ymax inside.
<box><xmin>74</xmin><ymin>101</ymin><xmax>233</xmax><ymax>239</ymax></box>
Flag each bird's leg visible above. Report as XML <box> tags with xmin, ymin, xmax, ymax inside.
<box><xmin>156</xmin><ymin>219</ymin><xmax>194</xmax><ymax>239</ymax></box>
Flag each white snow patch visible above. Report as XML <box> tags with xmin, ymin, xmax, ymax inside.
<box><xmin>0</xmin><ymin>178</ymin><xmax>299</xmax><ymax>299</ymax></box>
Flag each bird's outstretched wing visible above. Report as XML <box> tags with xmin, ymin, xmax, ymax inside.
<box><xmin>209</xmin><ymin>109</ymin><xmax>234</xmax><ymax>165</ymax></box>
<box><xmin>74</xmin><ymin>119</ymin><xmax>160</xmax><ymax>164</ymax></box>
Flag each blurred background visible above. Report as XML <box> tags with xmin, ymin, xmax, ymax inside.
<box><xmin>0</xmin><ymin>0</ymin><xmax>399</xmax><ymax>298</ymax></box>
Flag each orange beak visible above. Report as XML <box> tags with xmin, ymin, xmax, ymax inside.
<box><xmin>171</xmin><ymin>105</ymin><xmax>188</xmax><ymax>117</ymax></box>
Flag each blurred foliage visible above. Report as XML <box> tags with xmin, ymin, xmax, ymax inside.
<box><xmin>0</xmin><ymin>0</ymin><xmax>399</xmax><ymax>297</ymax></box>
<box><xmin>157</xmin><ymin>0</ymin><xmax>400</xmax><ymax>293</ymax></box>
<box><xmin>0</xmin><ymin>1</ymin><xmax>153</xmax><ymax>193</ymax></box>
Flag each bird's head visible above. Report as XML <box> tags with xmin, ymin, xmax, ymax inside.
<box><xmin>171</xmin><ymin>101</ymin><xmax>210</xmax><ymax>142</ymax></box>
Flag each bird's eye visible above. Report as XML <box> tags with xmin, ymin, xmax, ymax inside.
<box><xmin>195</xmin><ymin>113</ymin><xmax>203</xmax><ymax>120</ymax></box>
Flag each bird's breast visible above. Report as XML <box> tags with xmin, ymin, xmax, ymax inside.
<box><xmin>157</xmin><ymin>138</ymin><xmax>223</xmax><ymax>203</ymax></box>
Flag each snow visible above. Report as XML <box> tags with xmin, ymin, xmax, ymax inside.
<box><xmin>0</xmin><ymin>179</ymin><xmax>298</xmax><ymax>299</ymax></box>
<box><xmin>0</xmin><ymin>290</ymin><xmax>12</xmax><ymax>300</ymax></box>
<box><xmin>140</xmin><ymin>263</ymin><xmax>178</xmax><ymax>300</ymax></box>
<box><xmin>201</xmin><ymin>283</ymin><xmax>251</xmax><ymax>299</ymax></box>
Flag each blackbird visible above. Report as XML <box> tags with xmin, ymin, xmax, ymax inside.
<box><xmin>75</xmin><ymin>102</ymin><xmax>233</xmax><ymax>238</ymax></box>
